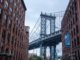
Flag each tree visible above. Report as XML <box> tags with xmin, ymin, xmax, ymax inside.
<box><xmin>29</xmin><ymin>55</ymin><xmax>42</xmax><ymax>60</ymax></box>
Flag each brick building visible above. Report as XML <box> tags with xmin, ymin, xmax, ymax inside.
<box><xmin>61</xmin><ymin>0</ymin><xmax>80</xmax><ymax>60</ymax></box>
<box><xmin>25</xmin><ymin>26</ymin><xmax>29</xmax><ymax>60</ymax></box>
<box><xmin>0</xmin><ymin>0</ymin><xmax>28</xmax><ymax>60</ymax></box>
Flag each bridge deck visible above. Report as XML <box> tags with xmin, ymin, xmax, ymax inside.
<box><xmin>29</xmin><ymin>30</ymin><xmax>61</xmax><ymax>50</ymax></box>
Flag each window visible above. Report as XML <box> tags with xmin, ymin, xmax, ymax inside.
<box><xmin>74</xmin><ymin>51</ymin><xmax>77</xmax><ymax>60</ymax></box>
<box><xmin>0</xmin><ymin>8</ymin><xmax>2</xmax><ymax>19</ymax></box>
<box><xmin>11</xmin><ymin>50</ymin><xmax>13</xmax><ymax>54</ymax></box>
<box><xmin>0</xmin><ymin>9</ymin><xmax>1</xmax><ymax>14</ymax></box>
<box><xmin>0</xmin><ymin>0</ymin><xmax>3</xmax><ymax>3</ymax></box>
<box><xmin>11</xmin><ymin>36</ymin><xmax>14</xmax><ymax>45</ymax></box>
<box><xmin>16</xmin><ymin>17</ymin><xmax>18</xmax><ymax>21</ymax></box>
<box><xmin>76</xmin><ymin>25</ymin><xmax>79</xmax><ymax>34</ymax></box>
<box><xmin>71</xmin><ymin>30</ymin><xmax>73</xmax><ymax>38</ymax></box>
<box><xmin>13</xmin><ymin>25</ymin><xmax>15</xmax><ymax>33</ymax></box>
<box><xmin>9</xmin><ymin>7</ymin><xmax>12</xmax><ymax>14</ymax></box>
<box><xmin>15</xmin><ymin>39</ymin><xmax>16</xmax><ymax>46</ymax></box>
<box><xmin>8</xmin><ymin>19</ymin><xmax>11</xmax><ymax>24</ymax></box>
<box><xmin>6</xmin><ymin>48</ymin><xmax>9</xmax><ymax>53</ymax></box>
<box><xmin>5</xmin><ymin>17</ymin><xmax>8</xmax><ymax>26</ymax></box>
<box><xmin>4</xmin><ymin>1</ymin><xmax>8</xmax><ymax>8</ymax></box>
<box><xmin>2</xmin><ymin>29</ymin><xmax>6</xmax><ymax>40</ymax></box>
<box><xmin>3</xmin><ymin>13</ymin><xmax>7</xmax><ymax>26</ymax></box>
<box><xmin>9</xmin><ymin>0</ymin><xmax>13</xmax><ymax>3</ymax></box>
<box><xmin>4</xmin><ymin>13</ymin><xmax>7</xmax><ymax>20</ymax></box>
<box><xmin>8</xmin><ymin>19</ymin><xmax>12</xmax><ymax>29</ymax></box>
<box><xmin>74</xmin><ymin>39</ymin><xmax>76</xmax><ymax>47</ymax></box>
<box><xmin>74</xmin><ymin>0</ymin><xmax>77</xmax><ymax>11</ymax></box>
<box><xmin>71</xmin><ymin>21</ymin><xmax>72</xmax><ymax>28</ymax></box>
<box><xmin>1</xmin><ymin>46</ymin><xmax>4</xmax><ymax>53</ymax></box>
<box><xmin>73</xmin><ymin>17</ymin><xmax>75</xmax><ymax>24</ymax></box>
<box><xmin>10</xmin><ymin>8</ymin><xmax>12</xmax><ymax>12</ymax></box>
<box><xmin>72</xmin><ymin>40</ymin><xmax>75</xmax><ymax>48</ymax></box>
<box><xmin>14</xmin><ymin>3</ymin><xmax>16</xmax><ymax>7</ymax></box>
<box><xmin>73</xmin><ymin>28</ymin><xmax>76</xmax><ymax>36</ymax></box>
<box><xmin>13</xmin><ymin>13</ymin><xmax>16</xmax><ymax>17</ymax></box>
<box><xmin>7</xmin><ymin>33</ymin><xmax>10</xmax><ymax>44</ymax></box>
<box><xmin>78</xmin><ymin>50</ymin><xmax>80</xmax><ymax>59</ymax></box>
<box><xmin>18</xmin><ymin>0</ymin><xmax>19</xmax><ymax>2</ymax></box>
<box><xmin>17</xmin><ymin>8</ymin><xmax>19</xmax><ymax>11</ymax></box>
<box><xmin>75</xmin><ymin>13</ymin><xmax>78</xmax><ymax>22</ymax></box>
<box><xmin>76</xmin><ymin>36</ymin><xmax>79</xmax><ymax>46</ymax></box>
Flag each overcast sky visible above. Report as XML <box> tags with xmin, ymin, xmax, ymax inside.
<box><xmin>24</xmin><ymin>0</ymin><xmax>69</xmax><ymax>31</ymax></box>
<box><xmin>24</xmin><ymin>0</ymin><xmax>69</xmax><ymax>56</ymax></box>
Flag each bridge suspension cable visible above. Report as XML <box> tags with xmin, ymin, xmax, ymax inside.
<box><xmin>30</xmin><ymin>17</ymin><xmax>41</xmax><ymax>42</ymax></box>
<box><xmin>30</xmin><ymin>10</ymin><xmax>65</xmax><ymax>42</ymax></box>
<box><xmin>30</xmin><ymin>17</ymin><xmax>40</xmax><ymax>34</ymax></box>
<box><xmin>30</xmin><ymin>23</ymin><xmax>40</xmax><ymax>41</ymax></box>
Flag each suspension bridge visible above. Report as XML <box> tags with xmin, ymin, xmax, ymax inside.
<box><xmin>29</xmin><ymin>11</ymin><xmax>64</xmax><ymax>60</ymax></box>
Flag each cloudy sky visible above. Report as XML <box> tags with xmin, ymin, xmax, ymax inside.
<box><xmin>24</xmin><ymin>0</ymin><xmax>69</xmax><ymax>31</ymax></box>
<box><xmin>24</xmin><ymin>0</ymin><xmax>69</xmax><ymax>56</ymax></box>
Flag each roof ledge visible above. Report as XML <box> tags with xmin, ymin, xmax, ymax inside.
<box><xmin>21</xmin><ymin>0</ymin><xmax>27</xmax><ymax>11</ymax></box>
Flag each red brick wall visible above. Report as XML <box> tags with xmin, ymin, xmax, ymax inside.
<box><xmin>62</xmin><ymin>0</ymin><xmax>80</xmax><ymax>60</ymax></box>
<box><xmin>0</xmin><ymin>0</ymin><xmax>28</xmax><ymax>60</ymax></box>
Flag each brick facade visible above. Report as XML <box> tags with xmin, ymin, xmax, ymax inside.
<box><xmin>0</xmin><ymin>0</ymin><xmax>28</xmax><ymax>60</ymax></box>
<box><xmin>61</xmin><ymin>0</ymin><xmax>80</xmax><ymax>60</ymax></box>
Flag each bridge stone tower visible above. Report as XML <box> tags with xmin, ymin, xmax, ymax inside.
<box><xmin>40</xmin><ymin>12</ymin><xmax>56</xmax><ymax>60</ymax></box>
<box><xmin>40</xmin><ymin>12</ymin><xmax>56</xmax><ymax>38</ymax></box>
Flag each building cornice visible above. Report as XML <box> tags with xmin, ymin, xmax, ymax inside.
<box><xmin>21</xmin><ymin>0</ymin><xmax>27</xmax><ymax>11</ymax></box>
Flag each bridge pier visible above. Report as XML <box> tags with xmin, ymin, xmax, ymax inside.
<box><xmin>49</xmin><ymin>46</ymin><xmax>56</xmax><ymax>60</ymax></box>
<box><xmin>40</xmin><ymin>44</ymin><xmax>43</xmax><ymax>57</ymax></box>
<box><xmin>29</xmin><ymin>13</ymin><xmax>61</xmax><ymax>60</ymax></box>
<box><xmin>44</xmin><ymin>46</ymin><xmax>47</xmax><ymax>60</ymax></box>
<box><xmin>40</xmin><ymin>45</ymin><xmax>47</xmax><ymax>60</ymax></box>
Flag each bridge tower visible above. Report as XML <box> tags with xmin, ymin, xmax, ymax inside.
<box><xmin>40</xmin><ymin>12</ymin><xmax>56</xmax><ymax>60</ymax></box>
<box><xmin>40</xmin><ymin>12</ymin><xmax>56</xmax><ymax>38</ymax></box>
